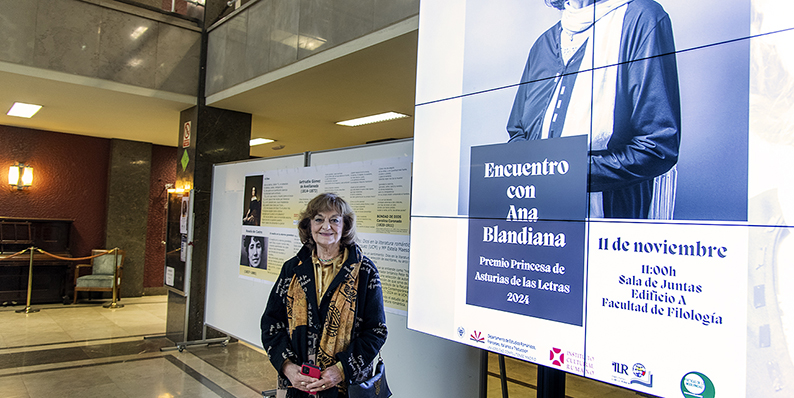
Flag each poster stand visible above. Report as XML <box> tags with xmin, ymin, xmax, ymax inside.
<box><xmin>480</xmin><ymin>350</ymin><xmax>566</xmax><ymax>398</ymax></box>
<box><xmin>537</xmin><ymin>365</ymin><xmax>566</xmax><ymax>398</ymax></box>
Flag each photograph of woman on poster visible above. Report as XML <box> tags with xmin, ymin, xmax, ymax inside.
<box><xmin>241</xmin><ymin>235</ymin><xmax>266</xmax><ymax>268</ymax></box>
<box><xmin>506</xmin><ymin>0</ymin><xmax>681</xmax><ymax>219</ymax></box>
<box><xmin>243</xmin><ymin>185</ymin><xmax>261</xmax><ymax>226</ymax></box>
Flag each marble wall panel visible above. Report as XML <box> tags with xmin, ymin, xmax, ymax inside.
<box><xmin>245</xmin><ymin>0</ymin><xmax>274</xmax><ymax>80</ymax></box>
<box><xmin>107</xmin><ymin>139</ymin><xmax>153</xmax><ymax>298</ymax></box>
<box><xmin>222</xmin><ymin>12</ymin><xmax>249</xmax><ymax>88</ymax></box>
<box><xmin>98</xmin><ymin>10</ymin><xmax>159</xmax><ymax>88</ymax></box>
<box><xmin>136</xmin><ymin>0</ymin><xmax>162</xmax><ymax>8</ymax></box>
<box><xmin>207</xmin><ymin>0</ymin><xmax>419</xmax><ymax>94</ymax></box>
<box><xmin>156</xmin><ymin>23</ymin><xmax>201</xmax><ymax>96</ymax></box>
<box><xmin>269</xmin><ymin>0</ymin><xmax>300</xmax><ymax>71</ymax></box>
<box><xmin>0</xmin><ymin>0</ymin><xmax>38</xmax><ymax>65</ymax></box>
<box><xmin>328</xmin><ymin>0</ymin><xmax>375</xmax><ymax>46</ymax></box>
<box><xmin>297</xmin><ymin>0</ymin><xmax>375</xmax><ymax>59</ymax></box>
<box><xmin>297</xmin><ymin>0</ymin><xmax>333</xmax><ymax>59</ymax></box>
<box><xmin>206</xmin><ymin>22</ymin><xmax>228</xmax><ymax>95</ymax></box>
<box><xmin>33</xmin><ymin>0</ymin><xmax>103</xmax><ymax>76</ymax></box>
<box><xmin>374</xmin><ymin>0</ymin><xmax>419</xmax><ymax>30</ymax></box>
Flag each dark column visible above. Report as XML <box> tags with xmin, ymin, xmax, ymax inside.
<box><xmin>167</xmin><ymin>105</ymin><xmax>251</xmax><ymax>342</ymax></box>
<box><xmin>107</xmin><ymin>139</ymin><xmax>152</xmax><ymax>298</ymax></box>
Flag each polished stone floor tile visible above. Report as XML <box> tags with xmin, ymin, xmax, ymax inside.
<box><xmin>0</xmin><ymin>296</ymin><xmax>271</xmax><ymax>398</ymax></box>
<box><xmin>21</xmin><ymin>366</ymin><xmax>117</xmax><ymax>396</ymax></box>
<box><xmin>81</xmin><ymin>338</ymin><xmax>172</xmax><ymax>359</ymax></box>
<box><xmin>189</xmin><ymin>342</ymin><xmax>279</xmax><ymax>393</ymax></box>
<box><xmin>2</xmin><ymin>331</ymin><xmax>71</xmax><ymax>349</ymax></box>
<box><xmin>0</xmin><ymin>347</ymin><xmax>89</xmax><ymax>370</ymax></box>
<box><xmin>0</xmin><ymin>374</ymin><xmax>28</xmax><ymax>398</ymax></box>
<box><xmin>2</xmin><ymin>296</ymin><xmax>643</xmax><ymax>398</ymax></box>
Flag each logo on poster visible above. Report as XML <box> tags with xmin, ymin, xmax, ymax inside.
<box><xmin>470</xmin><ymin>331</ymin><xmax>485</xmax><ymax>343</ymax></box>
<box><xmin>612</xmin><ymin>361</ymin><xmax>653</xmax><ymax>387</ymax></box>
<box><xmin>457</xmin><ymin>327</ymin><xmax>465</xmax><ymax>338</ymax></box>
<box><xmin>549</xmin><ymin>348</ymin><xmax>564</xmax><ymax>366</ymax></box>
<box><xmin>680</xmin><ymin>372</ymin><xmax>715</xmax><ymax>398</ymax></box>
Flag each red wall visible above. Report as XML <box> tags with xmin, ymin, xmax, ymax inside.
<box><xmin>0</xmin><ymin>125</ymin><xmax>109</xmax><ymax>257</ymax></box>
<box><xmin>0</xmin><ymin>124</ymin><xmax>176</xmax><ymax>291</ymax></box>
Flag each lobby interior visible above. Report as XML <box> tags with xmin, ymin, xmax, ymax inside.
<box><xmin>0</xmin><ymin>296</ymin><xmax>642</xmax><ymax>397</ymax></box>
<box><xmin>1</xmin><ymin>0</ymin><xmax>651</xmax><ymax>397</ymax></box>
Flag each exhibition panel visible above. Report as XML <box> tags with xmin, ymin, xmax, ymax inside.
<box><xmin>408</xmin><ymin>0</ymin><xmax>794</xmax><ymax>396</ymax></box>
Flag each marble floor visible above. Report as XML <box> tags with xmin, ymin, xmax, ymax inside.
<box><xmin>0</xmin><ymin>296</ymin><xmax>277</xmax><ymax>398</ymax></box>
<box><xmin>0</xmin><ymin>296</ymin><xmax>647</xmax><ymax>398</ymax></box>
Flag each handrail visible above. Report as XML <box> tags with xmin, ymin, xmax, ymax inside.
<box><xmin>0</xmin><ymin>248</ymin><xmax>116</xmax><ymax>262</ymax></box>
<box><xmin>4</xmin><ymin>247</ymin><xmax>124</xmax><ymax>313</ymax></box>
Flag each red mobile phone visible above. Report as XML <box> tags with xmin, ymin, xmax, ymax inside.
<box><xmin>301</xmin><ymin>363</ymin><xmax>321</xmax><ymax>378</ymax></box>
<box><xmin>300</xmin><ymin>363</ymin><xmax>322</xmax><ymax>395</ymax></box>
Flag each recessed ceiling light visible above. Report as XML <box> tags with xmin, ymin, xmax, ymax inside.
<box><xmin>250</xmin><ymin>138</ymin><xmax>275</xmax><ymax>146</ymax></box>
<box><xmin>7</xmin><ymin>102</ymin><xmax>42</xmax><ymax>118</ymax></box>
<box><xmin>336</xmin><ymin>112</ymin><xmax>410</xmax><ymax>127</ymax></box>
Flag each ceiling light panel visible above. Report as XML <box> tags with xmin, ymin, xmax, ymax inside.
<box><xmin>336</xmin><ymin>112</ymin><xmax>410</xmax><ymax>127</ymax></box>
<box><xmin>7</xmin><ymin>102</ymin><xmax>42</xmax><ymax>118</ymax></box>
<box><xmin>250</xmin><ymin>138</ymin><xmax>275</xmax><ymax>146</ymax></box>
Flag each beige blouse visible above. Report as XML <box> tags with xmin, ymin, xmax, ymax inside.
<box><xmin>311</xmin><ymin>248</ymin><xmax>348</xmax><ymax>305</ymax></box>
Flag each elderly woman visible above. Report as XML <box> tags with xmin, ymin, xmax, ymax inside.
<box><xmin>261</xmin><ymin>193</ymin><xmax>387</xmax><ymax>397</ymax></box>
<box><xmin>507</xmin><ymin>0</ymin><xmax>681</xmax><ymax>219</ymax></box>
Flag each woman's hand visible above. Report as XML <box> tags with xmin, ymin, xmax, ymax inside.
<box><xmin>306</xmin><ymin>364</ymin><xmax>344</xmax><ymax>393</ymax></box>
<box><xmin>282</xmin><ymin>361</ymin><xmax>318</xmax><ymax>392</ymax></box>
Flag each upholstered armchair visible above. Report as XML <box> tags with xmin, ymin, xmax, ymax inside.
<box><xmin>73</xmin><ymin>249</ymin><xmax>125</xmax><ymax>304</ymax></box>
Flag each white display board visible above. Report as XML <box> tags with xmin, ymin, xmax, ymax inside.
<box><xmin>206</xmin><ymin>140</ymin><xmax>480</xmax><ymax>397</ymax></box>
<box><xmin>205</xmin><ymin>152</ymin><xmax>304</xmax><ymax>346</ymax></box>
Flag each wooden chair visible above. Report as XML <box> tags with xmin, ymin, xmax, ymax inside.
<box><xmin>73</xmin><ymin>249</ymin><xmax>125</xmax><ymax>304</ymax></box>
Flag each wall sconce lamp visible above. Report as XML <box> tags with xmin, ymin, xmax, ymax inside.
<box><xmin>9</xmin><ymin>163</ymin><xmax>33</xmax><ymax>190</ymax></box>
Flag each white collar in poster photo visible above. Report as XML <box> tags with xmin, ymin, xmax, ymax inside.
<box><xmin>543</xmin><ymin>0</ymin><xmax>676</xmax><ymax>219</ymax></box>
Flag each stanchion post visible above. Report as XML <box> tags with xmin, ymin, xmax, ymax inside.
<box><xmin>103</xmin><ymin>248</ymin><xmax>124</xmax><ymax>309</ymax></box>
<box><xmin>16</xmin><ymin>247</ymin><xmax>40</xmax><ymax>314</ymax></box>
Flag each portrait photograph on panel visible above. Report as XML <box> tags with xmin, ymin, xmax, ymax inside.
<box><xmin>452</xmin><ymin>0</ymin><xmax>750</xmax><ymax>221</ymax></box>
<box><xmin>240</xmin><ymin>234</ymin><xmax>267</xmax><ymax>269</ymax></box>
<box><xmin>242</xmin><ymin>175</ymin><xmax>263</xmax><ymax>226</ymax></box>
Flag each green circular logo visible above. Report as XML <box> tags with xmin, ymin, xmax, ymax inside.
<box><xmin>680</xmin><ymin>371</ymin><xmax>715</xmax><ymax>398</ymax></box>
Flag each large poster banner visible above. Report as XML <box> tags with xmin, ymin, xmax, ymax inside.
<box><xmin>408</xmin><ymin>0</ymin><xmax>794</xmax><ymax>396</ymax></box>
<box><xmin>237</xmin><ymin>157</ymin><xmax>412</xmax><ymax>313</ymax></box>
<box><xmin>466</xmin><ymin>137</ymin><xmax>587</xmax><ymax>325</ymax></box>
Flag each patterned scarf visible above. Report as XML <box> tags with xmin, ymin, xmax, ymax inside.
<box><xmin>286</xmin><ymin>253</ymin><xmax>361</xmax><ymax>378</ymax></box>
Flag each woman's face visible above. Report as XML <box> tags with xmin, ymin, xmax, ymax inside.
<box><xmin>248</xmin><ymin>238</ymin><xmax>262</xmax><ymax>267</ymax></box>
<box><xmin>311</xmin><ymin>210</ymin><xmax>344</xmax><ymax>250</ymax></box>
